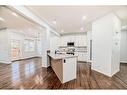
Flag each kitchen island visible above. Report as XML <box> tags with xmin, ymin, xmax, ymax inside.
<box><xmin>48</xmin><ymin>53</ymin><xmax>78</xmax><ymax>83</ymax></box>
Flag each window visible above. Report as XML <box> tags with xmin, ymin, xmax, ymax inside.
<box><xmin>11</xmin><ymin>39</ymin><xmax>20</xmax><ymax>59</ymax></box>
<box><xmin>24</xmin><ymin>39</ymin><xmax>35</xmax><ymax>52</ymax></box>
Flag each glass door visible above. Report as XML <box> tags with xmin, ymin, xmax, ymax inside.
<box><xmin>11</xmin><ymin>39</ymin><xmax>21</xmax><ymax>60</ymax></box>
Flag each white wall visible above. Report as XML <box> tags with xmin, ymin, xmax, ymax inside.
<box><xmin>0</xmin><ymin>28</ymin><xmax>60</xmax><ymax>67</ymax></box>
<box><xmin>9</xmin><ymin>31</ymin><xmax>39</xmax><ymax>60</ymax></box>
<box><xmin>50</xmin><ymin>32</ymin><xmax>60</xmax><ymax>53</ymax></box>
<box><xmin>60</xmin><ymin>33</ymin><xmax>87</xmax><ymax>46</ymax></box>
<box><xmin>0</xmin><ymin>29</ymin><xmax>40</xmax><ymax>63</ymax></box>
<box><xmin>59</xmin><ymin>33</ymin><xmax>88</xmax><ymax>62</ymax></box>
<box><xmin>41</xmin><ymin>28</ymin><xmax>50</xmax><ymax>67</ymax></box>
<box><xmin>120</xmin><ymin>31</ymin><xmax>127</xmax><ymax>63</ymax></box>
<box><xmin>92</xmin><ymin>13</ymin><xmax>121</xmax><ymax>77</ymax></box>
<box><xmin>0</xmin><ymin>30</ymin><xmax>10</xmax><ymax>63</ymax></box>
<box><xmin>111</xmin><ymin>15</ymin><xmax>121</xmax><ymax>75</ymax></box>
<box><xmin>86</xmin><ymin>31</ymin><xmax>92</xmax><ymax>62</ymax></box>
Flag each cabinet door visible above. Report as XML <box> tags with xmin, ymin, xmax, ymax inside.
<box><xmin>61</xmin><ymin>36</ymin><xmax>67</xmax><ymax>46</ymax></box>
<box><xmin>81</xmin><ymin>52</ymin><xmax>87</xmax><ymax>62</ymax></box>
<box><xmin>75</xmin><ymin>35</ymin><xmax>79</xmax><ymax>46</ymax></box>
<box><xmin>80</xmin><ymin>35</ymin><xmax>85</xmax><ymax>46</ymax></box>
<box><xmin>77</xmin><ymin>52</ymin><xmax>82</xmax><ymax>61</ymax></box>
<box><xmin>75</xmin><ymin>35</ymin><xmax>86</xmax><ymax>46</ymax></box>
<box><xmin>75</xmin><ymin>52</ymin><xmax>79</xmax><ymax>61</ymax></box>
<box><xmin>63</xmin><ymin>57</ymin><xmax>77</xmax><ymax>83</ymax></box>
<box><xmin>79</xmin><ymin>35</ymin><xmax>85</xmax><ymax>46</ymax></box>
<box><xmin>71</xmin><ymin>35</ymin><xmax>75</xmax><ymax>42</ymax></box>
<box><xmin>77</xmin><ymin>52</ymin><xmax>87</xmax><ymax>62</ymax></box>
<box><xmin>60</xmin><ymin>37</ymin><xmax>64</xmax><ymax>46</ymax></box>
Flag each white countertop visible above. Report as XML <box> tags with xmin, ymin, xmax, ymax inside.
<box><xmin>48</xmin><ymin>53</ymin><xmax>78</xmax><ymax>60</ymax></box>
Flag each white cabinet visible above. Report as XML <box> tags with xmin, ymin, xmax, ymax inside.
<box><xmin>50</xmin><ymin>33</ymin><xmax>61</xmax><ymax>53</ymax></box>
<box><xmin>78</xmin><ymin>53</ymin><xmax>82</xmax><ymax>61</ymax></box>
<box><xmin>75</xmin><ymin>35</ymin><xmax>79</xmax><ymax>46</ymax></box>
<box><xmin>75</xmin><ymin>35</ymin><xmax>86</xmax><ymax>46</ymax></box>
<box><xmin>70</xmin><ymin>35</ymin><xmax>75</xmax><ymax>42</ymax></box>
<box><xmin>75</xmin><ymin>35</ymin><xmax>87</xmax><ymax>46</ymax></box>
<box><xmin>60</xmin><ymin>34</ymin><xmax>87</xmax><ymax>47</ymax></box>
<box><xmin>50</xmin><ymin>56</ymin><xmax>77</xmax><ymax>83</ymax></box>
<box><xmin>80</xmin><ymin>35</ymin><xmax>86</xmax><ymax>46</ymax></box>
<box><xmin>63</xmin><ymin>57</ymin><xmax>77</xmax><ymax>83</ymax></box>
<box><xmin>61</xmin><ymin>36</ymin><xmax>68</xmax><ymax>46</ymax></box>
<box><xmin>81</xmin><ymin>52</ymin><xmax>87</xmax><ymax>61</ymax></box>
<box><xmin>64</xmin><ymin>35</ymin><xmax>75</xmax><ymax>45</ymax></box>
<box><xmin>75</xmin><ymin>52</ymin><xmax>87</xmax><ymax>62</ymax></box>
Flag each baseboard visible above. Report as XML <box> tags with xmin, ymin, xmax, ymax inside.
<box><xmin>91</xmin><ymin>66</ymin><xmax>112</xmax><ymax>77</ymax></box>
<box><xmin>0</xmin><ymin>60</ymin><xmax>11</xmax><ymax>64</ymax></box>
<box><xmin>42</xmin><ymin>64</ymin><xmax>50</xmax><ymax>68</ymax></box>
<box><xmin>111</xmin><ymin>69</ymin><xmax>120</xmax><ymax>76</ymax></box>
<box><xmin>120</xmin><ymin>60</ymin><xmax>127</xmax><ymax>63</ymax></box>
<box><xmin>11</xmin><ymin>56</ymin><xmax>41</xmax><ymax>62</ymax></box>
<box><xmin>91</xmin><ymin>69</ymin><xmax>111</xmax><ymax>78</ymax></box>
<box><xmin>77</xmin><ymin>61</ymin><xmax>87</xmax><ymax>63</ymax></box>
<box><xmin>120</xmin><ymin>62</ymin><xmax>127</xmax><ymax>64</ymax></box>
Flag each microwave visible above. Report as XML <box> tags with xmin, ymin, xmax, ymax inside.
<box><xmin>67</xmin><ymin>42</ymin><xmax>74</xmax><ymax>46</ymax></box>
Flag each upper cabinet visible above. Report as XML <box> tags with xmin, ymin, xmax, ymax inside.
<box><xmin>60</xmin><ymin>34</ymin><xmax>87</xmax><ymax>47</ymax></box>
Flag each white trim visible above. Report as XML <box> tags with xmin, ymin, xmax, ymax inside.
<box><xmin>8</xmin><ymin>6</ymin><xmax>60</xmax><ymax>37</ymax></box>
<box><xmin>120</xmin><ymin>61</ymin><xmax>127</xmax><ymax>63</ymax></box>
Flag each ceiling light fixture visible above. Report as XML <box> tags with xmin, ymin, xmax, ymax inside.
<box><xmin>12</xmin><ymin>12</ymin><xmax>18</xmax><ymax>17</ymax></box>
<box><xmin>82</xmin><ymin>16</ymin><xmax>87</xmax><ymax>20</ymax></box>
<box><xmin>61</xmin><ymin>29</ymin><xmax>64</xmax><ymax>33</ymax></box>
<box><xmin>0</xmin><ymin>17</ymin><xmax>5</xmax><ymax>21</ymax></box>
<box><xmin>52</xmin><ymin>20</ymin><xmax>57</xmax><ymax>25</ymax></box>
<box><xmin>80</xmin><ymin>27</ymin><xmax>84</xmax><ymax>31</ymax></box>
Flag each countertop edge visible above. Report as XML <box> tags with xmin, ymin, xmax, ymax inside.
<box><xmin>48</xmin><ymin>53</ymin><xmax>78</xmax><ymax>60</ymax></box>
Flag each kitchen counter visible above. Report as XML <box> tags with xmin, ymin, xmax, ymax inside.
<box><xmin>48</xmin><ymin>53</ymin><xmax>77</xmax><ymax>83</ymax></box>
<box><xmin>48</xmin><ymin>53</ymin><xmax>78</xmax><ymax>60</ymax></box>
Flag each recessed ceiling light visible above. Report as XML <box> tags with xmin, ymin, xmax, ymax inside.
<box><xmin>12</xmin><ymin>12</ymin><xmax>18</xmax><ymax>17</ymax></box>
<box><xmin>52</xmin><ymin>20</ymin><xmax>56</xmax><ymax>24</ymax></box>
<box><xmin>0</xmin><ymin>17</ymin><xmax>5</xmax><ymax>21</ymax></box>
<box><xmin>61</xmin><ymin>29</ymin><xmax>64</xmax><ymax>32</ymax></box>
<box><xmin>80</xmin><ymin>27</ymin><xmax>84</xmax><ymax>31</ymax></box>
<box><xmin>82</xmin><ymin>16</ymin><xmax>87</xmax><ymax>20</ymax></box>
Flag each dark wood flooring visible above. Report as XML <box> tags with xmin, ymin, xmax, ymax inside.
<box><xmin>0</xmin><ymin>57</ymin><xmax>127</xmax><ymax>89</ymax></box>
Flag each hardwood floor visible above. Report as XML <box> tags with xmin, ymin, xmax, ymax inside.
<box><xmin>0</xmin><ymin>57</ymin><xmax>127</xmax><ymax>89</ymax></box>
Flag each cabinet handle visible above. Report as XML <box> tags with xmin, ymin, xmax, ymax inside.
<box><xmin>64</xmin><ymin>59</ymin><xmax>66</xmax><ymax>63</ymax></box>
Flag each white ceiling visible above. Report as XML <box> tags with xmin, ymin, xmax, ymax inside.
<box><xmin>0</xmin><ymin>6</ymin><xmax>41</xmax><ymax>37</ymax></box>
<box><xmin>27</xmin><ymin>6</ymin><xmax>127</xmax><ymax>34</ymax></box>
<box><xmin>1</xmin><ymin>6</ymin><xmax>127</xmax><ymax>35</ymax></box>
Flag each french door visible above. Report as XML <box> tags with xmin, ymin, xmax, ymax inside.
<box><xmin>11</xmin><ymin>39</ymin><xmax>21</xmax><ymax>60</ymax></box>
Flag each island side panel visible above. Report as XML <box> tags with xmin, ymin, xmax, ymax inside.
<box><xmin>51</xmin><ymin>58</ymin><xmax>63</xmax><ymax>83</ymax></box>
<box><xmin>63</xmin><ymin>57</ymin><xmax>77</xmax><ymax>83</ymax></box>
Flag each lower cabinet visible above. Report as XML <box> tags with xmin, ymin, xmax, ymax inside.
<box><xmin>51</xmin><ymin>57</ymin><xmax>77</xmax><ymax>83</ymax></box>
<box><xmin>75</xmin><ymin>52</ymin><xmax>87</xmax><ymax>62</ymax></box>
<box><xmin>63</xmin><ymin>57</ymin><xmax>77</xmax><ymax>83</ymax></box>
